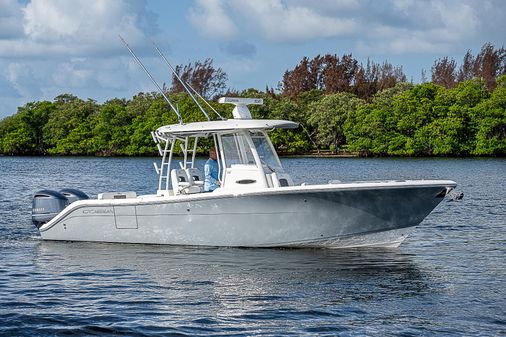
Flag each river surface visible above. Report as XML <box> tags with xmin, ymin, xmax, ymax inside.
<box><xmin>0</xmin><ymin>156</ymin><xmax>504</xmax><ymax>336</ymax></box>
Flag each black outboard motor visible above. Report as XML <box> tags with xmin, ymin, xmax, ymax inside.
<box><xmin>32</xmin><ymin>190</ymin><xmax>68</xmax><ymax>228</ymax></box>
<box><xmin>31</xmin><ymin>188</ymin><xmax>89</xmax><ymax>228</ymax></box>
<box><xmin>59</xmin><ymin>188</ymin><xmax>89</xmax><ymax>204</ymax></box>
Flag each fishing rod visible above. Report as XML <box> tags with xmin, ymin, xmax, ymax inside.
<box><xmin>119</xmin><ymin>35</ymin><xmax>183</xmax><ymax>124</ymax></box>
<box><xmin>153</xmin><ymin>43</ymin><xmax>210</xmax><ymax>121</ymax></box>
<box><xmin>153</xmin><ymin>43</ymin><xmax>225</xmax><ymax>121</ymax></box>
<box><xmin>186</xmin><ymin>80</ymin><xmax>225</xmax><ymax>120</ymax></box>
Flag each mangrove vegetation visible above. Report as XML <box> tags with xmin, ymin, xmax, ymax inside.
<box><xmin>1</xmin><ymin>43</ymin><xmax>504</xmax><ymax>156</ymax></box>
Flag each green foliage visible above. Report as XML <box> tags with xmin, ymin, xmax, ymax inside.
<box><xmin>471</xmin><ymin>77</ymin><xmax>506</xmax><ymax>154</ymax></box>
<box><xmin>344</xmin><ymin>82</ymin><xmax>414</xmax><ymax>155</ymax></box>
<box><xmin>1</xmin><ymin>47</ymin><xmax>504</xmax><ymax>157</ymax></box>
<box><xmin>267</xmin><ymin>96</ymin><xmax>311</xmax><ymax>153</ymax></box>
<box><xmin>308</xmin><ymin>92</ymin><xmax>364</xmax><ymax>151</ymax></box>
<box><xmin>0</xmin><ymin>77</ymin><xmax>504</xmax><ymax>156</ymax></box>
<box><xmin>125</xmin><ymin>95</ymin><xmax>177</xmax><ymax>156</ymax></box>
<box><xmin>43</xmin><ymin>94</ymin><xmax>99</xmax><ymax>155</ymax></box>
<box><xmin>342</xmin><ymin>79</ymin><xmax>504</xmax><ymax>156</ymax></box>
<box><xmin>0</xmin><ymin>101</ymin><xmax>54</xmax><ymax>154</ymax></box>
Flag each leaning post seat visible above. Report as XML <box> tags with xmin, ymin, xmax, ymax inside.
<box><xmin>170</xmin><ymin>169</ymin><xmax>201</xmax><ymax>195</ymax></box>
<box><xmin>186</xmin><ymin>168</ymin><xmax>205</xmax><ymax>191</ymax></box>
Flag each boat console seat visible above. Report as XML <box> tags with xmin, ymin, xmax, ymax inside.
<box><xmin>186</xmin><ymin>168</ymin><xmax>205</xmax><ymax>191</ymax></box>
<box><xmin>171</xmin><ymin>169</ymin><xmax>201</xmax><ymax>195</ymax></box>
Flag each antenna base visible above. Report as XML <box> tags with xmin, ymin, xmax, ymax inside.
<box><xmin>218</xmin><ymin>97</ymin><xmax>263</xmax><ymax>119</ymax></box>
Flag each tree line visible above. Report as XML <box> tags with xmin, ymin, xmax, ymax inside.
<box><xmin>431</xmin><ymin>43</ymin><xmax>505</xmax><ymax>90</ymax></box>
<box><xmin>0</xmin><ymin>43</ymin><xmax>504</xmax><ymax>156</ymax></box>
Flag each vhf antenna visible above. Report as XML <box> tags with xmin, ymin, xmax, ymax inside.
<box><xmin>153</xmin><ymin>43</ymin><xmax>225</xmax><ymax>121</ymax></box>
<box><xmin>119</xmin><ymin>35</ymin><xmax>183</xmax><ymax>124</ymax></box>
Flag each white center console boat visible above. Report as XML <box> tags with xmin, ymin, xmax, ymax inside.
<box><xmin>31</xmin><ymin>40</ymin><xmax>458</xmax><ymax>248</ymax></box>
<box><xmin>32</xmin><ymin>97</ymin><xmax>457</xmax><ymax>248</ymax></box>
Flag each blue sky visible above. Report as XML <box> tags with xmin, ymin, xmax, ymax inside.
<box><xmin>0</xmin><ymin>0</ymin><xmax>505</xmax><ymax>119</ymax></box>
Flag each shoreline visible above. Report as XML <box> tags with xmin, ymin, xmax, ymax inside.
<box><xmin>1</xmin><ymin>153</ymin><xmax>504</xmax><ymax>159</ymax></box>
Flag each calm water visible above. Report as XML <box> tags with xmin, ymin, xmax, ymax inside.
<box><xmin>0</xmin><ymin>156</ymin><xmax>504</xmax><ymax>336</ymax></box>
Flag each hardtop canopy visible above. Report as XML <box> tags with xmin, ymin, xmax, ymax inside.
<box><xmin>156</xmin><ymin>119</ymin><xmax>298</xmax><ymax>137</ymax></box>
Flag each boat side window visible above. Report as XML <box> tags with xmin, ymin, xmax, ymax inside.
<box><xmin>220</xmin><ymin>133</ymin><xmax>256</xmax><ymax>168</ymax></box>
<box><xmin>251</xmin><ymin>132</ymin><xmax>282</xmax><ymax>172</ymax></box>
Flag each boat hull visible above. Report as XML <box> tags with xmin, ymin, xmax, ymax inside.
<box><xmin>38</xmin><ymin>181</ymin><xmax>454</xmax><ymax>248</ymax></box>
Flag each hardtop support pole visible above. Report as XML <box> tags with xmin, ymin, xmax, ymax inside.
<box><xmin>191</xmin><ymin>137</ymin><xmax>199</xmax><ymax>168</ymax></box>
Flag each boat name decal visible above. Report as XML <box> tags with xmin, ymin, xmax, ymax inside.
<box><xmin>82</xmin><ymin>209</ymin><xmax>114</xmax><ymax>214</ymax></box>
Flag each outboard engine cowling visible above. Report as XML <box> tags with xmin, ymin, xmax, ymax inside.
<box><xmin>32</xmin><ymin>190</ymin><xmax>68</xmax><ymax>228</ymax></box>
<box><xmin>59</xmin><ymin>188</ymin><xmax>89</xmax><ymax>204</ymax></box>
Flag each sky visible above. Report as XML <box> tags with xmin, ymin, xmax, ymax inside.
<box><xmin>0</xmin><ymin>0</ymin><xmax>505</xmax><ymax>119</ymax></box>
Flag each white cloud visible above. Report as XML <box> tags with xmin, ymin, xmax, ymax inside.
<box><xmin>358</xmin><ymin>0</ymin><xmax>480</xmax><ymax>55</ymax></box>
<box><xmin>23</xmin><ymin>0</ymin><xmax>82</xmax><ymax>40</ymax></box>
<box><xmin>0</xmin><ymin>0</ymin><xmax>24</xmax><ymax>38</ymax></box>
<box><xmin>0</xmin><ymin>0</ymin><xmax>162</xmax><ymax>118</ymax></box>
<box><xmin>0</xmin><ymin>66</ymin><xmax>20</xmax><ymax>98</ymax></box>
<box><xmin>52</xmin><ymin>60</ymin><xmax>94</xmax><ymax>88</ymax></box>
<box><xmin>187</xmin><ymin>0</ymin><xmax>238</xmax><ymax>39</ymax></box>
<box><xmin>0</xmin><ymin>0</ymin><xmax>504</xmax><ymax>119</ymax></box>
<box><xmin>433</xmin><ymin>2</ymin><xmax>478</xmax><ymax>42</ymax></box>
<box><xmin>187</xmin><ymin>0</ymin><xmax>488</xmax><ymax>53</ymax></box>
<box><xmin>188</xmin><ymin>0</ymin><xmax>358</xmax><ymax>42</ymax></box>
<box><xmin>291</xmin><ymin>0</ymin><xmax>360</xmax><ymax>12</ymax></box>
<box><xmin>5</xmin><ymin>62</ymin><xmax>45</xmax><ymax>101</ymax></box>
<box><xmin>230</xmin><ymin>0</ymin><xmax>358</xmax><ymax>42</ymax></box>
<box><xmin>0</xmin><ymin>0</ymin><xmax>154</xmax><ymax>58</ymax></box>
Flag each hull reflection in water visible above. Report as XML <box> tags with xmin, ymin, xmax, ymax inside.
<box><xmin>32</xmin><ymin>241</ymin><xmax>429</xmax><ymax>323</ymax></box>
<box><xmin>35</xmin><ymin>241</ymin><xmax>426</xmax><ymax>282</ymax></box>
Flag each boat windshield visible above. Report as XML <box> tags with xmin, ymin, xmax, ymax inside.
<box><xmin>250</xmin><ymin>132</ymin><xmax>283</xmax><ymax>172</ymax></box>
<box><xmin>220</xmin><ymin>133</ymin><xmax>256</xmax><ymax>168</ymax></box>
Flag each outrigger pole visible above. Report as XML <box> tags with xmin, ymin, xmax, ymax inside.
<box><xmin>186</xmin><ymin>81</ymin><xmax>226</xmax><ymax>120</ymax></box>
<box><xmin>153</xmin><ymin>43</ymin><xmax>210</xmax><ymax>121</ymax></box>
<box><xmin>153</xmin><ymin>43</ymin><xmax>225</xmax><ymax>121</ymax></box>
<box><xmin>119</xmin><ymin>35</ymin><xmax>183</xmax><ymax>125</ymax></box>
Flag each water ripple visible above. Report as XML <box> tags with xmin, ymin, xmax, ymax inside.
<box><xmin>0</xmin><ymin>157</ymin><xmax>504</xmax><ymax>336</ymax></box>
